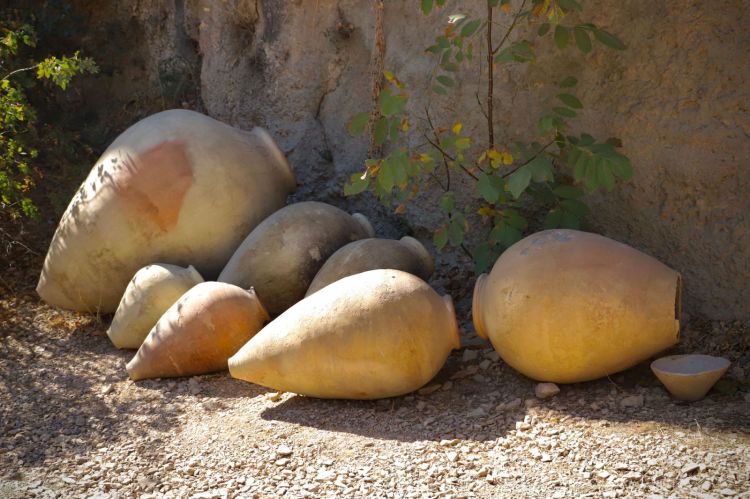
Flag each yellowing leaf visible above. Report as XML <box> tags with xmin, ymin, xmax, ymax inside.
<box><xmin>501</xmin><ymin>3</ymin><xmax>511</xmax><ymax>13</ymax></box>
<box><xmin>452</xmin><ymin>121</ymin><xmax>463</xmax><ymax>135</ymax></box>
<box><xmin>383</xmin><ymin>70</ymin><xmax>395</xmax><ymax>81</ymax></box>
<box><xmin>401</xmin><ymin>117</ymin><xmax>410</xmax><ymax>131</ymax></box>
<box><xmin>487</xmin><ymin>148</ymin><xmax>501</xmax><ymax>168</ymax></box>
<box><xmin>394</xmin><ymin>203</ymin><xmax>407</xmax><ymax>214</ymax></box>
<box><xmin>478</xmin><ymin>206</ymin><xmax>494</xmax><ymax>217</ymax></box>
<box><xmin>418</xmin><ymin>153</ymin><xmax>433</xmax><ymax>163</ymax></box>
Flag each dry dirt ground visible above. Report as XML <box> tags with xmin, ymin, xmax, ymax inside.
<box><xmin>1</xmin><ymin>223</ymin><xmax>749</xmax><ymax>498</ymax></box>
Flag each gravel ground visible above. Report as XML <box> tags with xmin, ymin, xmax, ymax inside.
<box><xmin>1</xmin><ymin>219</ymin><xmax>749</xmax><ymax>498</ymax></box>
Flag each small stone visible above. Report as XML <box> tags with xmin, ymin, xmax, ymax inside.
<box><xmin>597</xmin><ymin>470</ymin><xmax>610</xmax><ymax>479</ymax></box>
<box><xmin>441</xmin><ymin>381</ymin><xmax>453</xmax><ymax>391</ymax></box>
<box><xmin>624</xmin><ymin>471</ymin><xmax>642</xmax><ymax>481</ymax></box>
<box><xmin>446</xmin><ymin>452</ymin><xmax>458</xmax><ymax>462</ymax></box>
<box><xmin>462</xmin><ymin>349</ymin><xmax>479</xmax><ymax>362</ymax></box>
<box><xmin>681</xmin><ymin>463</ymin><xmax>700</xmax><ymax>475</ymax></box>
<box><xmin>535</xmin><ymin>383</ymin><xmax>560</xmax><ymax>399</ymax></box>
<box><xmin>418</xmin><ymin>384</ymin><xmax>441</xmax><ymax>396</ymax></box>
<box><xmin>188</xmin><ymin>378</ymin><xmax>201</xmax><ymax>395</ymax></box>
<box><xmin>440</xmin><ymin>439</ymin><xmax>459</xmax><ymax>447</ymax></box>
<box><xmin>701</xmin><ymin>481</ymin><xmax>712</xmax><ymax>491</ymax></box>
<box><xmin>484</xmin><ymin>351</ymin><xmax>500</xmax><ymax>362</ymax></box>
<box><xmin>541</xmin><ymin>453</ymin><xmax>552</xmax><ymax>463</ymax></box>
<box><xmin>275</xmin><ymin>458</ymin><xmax>290</xmax><ymax>466</ymax></box>
<box><xmin>479</xmin><ymin>360</ymin><xmax>491</xmax><ymax>370</ymax></box>
<box><xmin>101</xmin><ymin>384</ymin><xmax>113</xmax><ymax>395</ymax></box>
<box><xmin>718</xmin><ymin>489</ymin><xmax>736</xmax><ymax>497</ymax></box>
<box><xmin>524</xmin><ymin>398</ymin><xmax>540</xmax><ymax>408</ymax></box>
<box><xmin>277</xmin><ymin>445</ymin><xmax>293</xmax><ymax>457</ymax></box>
<box><xmin>265</xmin><ymin>392</ymin><xmax>283</xmax><ymax>402</ymax></box>
<box><xmin>315</xmin><ymin>469</ymin><xmax>336</xmax><ymax>482</ymax></box>
<box><xmin>614</xmin><ymin>463</ymin><xmax>629</xmax><ymax>471</ymax></box>
<box><xmin>620</xmin><ymin>394</ymin><xmax>644</xmax><ymax>408</ymax></box>
<box><xmin>515</xmin><ymin>421</ymin><xmax>531</xmax><ymax>431</ymax></box>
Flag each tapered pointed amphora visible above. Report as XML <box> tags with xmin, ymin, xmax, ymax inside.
<box><xmin>305</xmin><ymin>236</ymin><xmax>434</xmax><ymax>296</ymax></box>
<box><xmin>126</xmin><ymin>282</ymin><xmax>269</xmax><ymax>380</ymax></box>
<box><xmin>218</xmin><ymin>201</ymin><xmax>374</xmax><ymax>316</ymax></box>
<box><xmin>37</xmin><ymin>109</ymin><xmax>296</xmax><ymax>313</ymax></box>
<box><xmin>228</xmin><ymin>269</ymin><xmax>461</xmax><ymax>399</ymax></box>
<box><xmin>107</xmin><ymin>263</ymin><xmax>203</xmax><ymax>349</ymax></box>
<box><xmin>472</xmin><ymin>229</ymin><xmax>682</xmax><ymax>383</ymax></box>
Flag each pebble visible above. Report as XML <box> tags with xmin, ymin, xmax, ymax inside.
<box><xmin>535</xmin><ymin>382</ymin><xmax>560</xmax><ymax>399</ymax></box>
<box><xmin>462</xmin><ymin>349</ymin><xmax>479</xmax><ymax>362</ymax></box>
<box><xmin>620</xmin><ymin>394</ymin><xmax>644</xmax><ymax>408</ymax></box>
<box><xmin>277</xmin><ymin>445</ymin><xmax>293</xmax><ymax>457</ymax></box>
<box><xmin>418</xmin><ymin>384</ymin><xmax>441</xmax><ymax>395</ymax></box>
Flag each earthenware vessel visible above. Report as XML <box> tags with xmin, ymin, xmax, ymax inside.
<box><xmin>37</xmin><ymin>109</ymin><xmax>295</xmax><ymax>313</ymax></box>
<box><xmin>651</xmin><ymin>354</ymin><xmax>730</xmax><ymax>401</ymax></box>
<box><xmin>306</xmin><ymin>236</ymin><xmax>434</xmax><ymax>296</ymax></box>
<box><xmin>473</xmin><ymin>229</ymin><xmax>682</xmax><ymax>383</ymax></box>
<box><xmin>107</xmin><ymin>263</ymin><xmax>203</xmax><ymax>349</ymax></box>
<box><xmin>126</xmin><ymin>282</ymin><xmax>269</xmax><ymax>380</ymax></box>
<box><xmin>228</xmin><ymin>269</ymin><xmax>460</xmax><ymax>399</ymax></box>
<box><xmin>218</xmin><ymin>201</ymin><xmax>374</xmax><ymax>316</ymax></box>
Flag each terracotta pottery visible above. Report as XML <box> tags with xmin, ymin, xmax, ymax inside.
<box><xmin>107</xmin><ymin>263</ymin><xmax>203</xmax><ymax>349</ymax></box>
<box><xmin>126</xmin><ymin>282</ymin><xmax>269</xmax><ymax>380</ymax></box>
<box><xmin>651</xmin><ymin>354</ymin><xmax>730</xmax><ymax>401</ymax></box>
<box><xmin>37</xmin><ymin>109</ymin><xmax>296</xmax><ymax>313</ymax></box>
<box><xmin>228</xmin><ymin>269</ymin><xmax>460</xmax><ymax>399</ymax></box>
<box><xmin>305</xmin><ymin>236</ymin><xmax>434</xmax><ymax>296</ymax></box>
<box><xmin>473</xmin><ymin>229</ymin><xmax>682</xmax><ymax>383</ymax></box>
<box><xmin>218</xmin><ymin>201</ymin><xmax>374</xmax><ymax>316</ymax></box>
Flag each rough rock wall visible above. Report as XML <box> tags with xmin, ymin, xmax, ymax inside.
<box><xmin>59</xmin><ymin>1</ymin><xmax>750</xmax><ymax>320</ymax></box>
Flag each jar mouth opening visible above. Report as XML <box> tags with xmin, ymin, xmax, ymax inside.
<box><xmin>472</xmin><ymin>274</ymin><xmax>489</xmax><ymax>340</ymax></box>
<box><xmin>399</xmin><ymin>236</ymin><xmax>435</xmax><ymax>277</ymax></box>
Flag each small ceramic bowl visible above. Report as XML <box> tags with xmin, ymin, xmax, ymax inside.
<box><xmin>651</xmin><ymin>354</ymin><xmax>730</xmax><ymax>402</ymax></box>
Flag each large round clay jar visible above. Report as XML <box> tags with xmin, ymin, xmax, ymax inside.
<box><xmin>126</xmin><ymin>282</ymin><xmax>269</xmax><ymax>380</ymax></box>
<box><xmin>305</xmin><ymin>236</ymin><xmax>434</xmax><ymax>296</ymax></box>
<box><xmin>472</xmin><ymin>229</ymin><xmax>681</xmax><ymax>384</ymax></box>
<box><xmin>228</xmin><ymin>269</ymin><xmax>460</xmax><ymax>399</ymax></box>
<box><xmin>218</xmin><ymin>201</ymin><xmax>374</xmax><ymax>316</ymax></box>
<box><xmin>107</xmin><ymin>263</ymin><xmax>204</xmax><ymax>349</ymax></box>
<box><xmin>37</xmin><ymin>109</ymin><xmax>296</xmax><ymax>313</ymax></box>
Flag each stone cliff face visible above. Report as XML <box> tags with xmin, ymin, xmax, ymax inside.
<box><xmin>35</xmin><ymin>1</ymin><xmax>750</xmax><ymax>320</ymax></box>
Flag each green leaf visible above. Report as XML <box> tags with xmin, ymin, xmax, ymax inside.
<box><xmin>421</xmin><ymin>0</ymin><xmax>433</xmax><ymax>15</ymax></box>
<box><xmin>436</xmin><ymin>75</ymin><xmax>454</xmax><ymax>87</ymax></box>
<box><xmin>537</xmin><ymin>116</ymin><xmax>555</xmax><ymax>135</ymax></box>
<box><xmin>611</xmin><ymin>158</ymin><xmax>634</xmax><ymax>181</ymax></box>
<box><xmin>560</xmin><ymin>211</ymin><xmax>581</xmax><ymax>229</ymax></box>
<box><xmin>374</xmin><ymin>116</ymin><xmax>388</xmax><ymax>145</ymax></box>
<box><xmin>507</xmin><ymin>167</ymin><xmax>532</xmax><ymax>199</ymax></box>
<box><xmin>473</xmin><ymin>243</ymin><xmax>493</xmax><ymax>273</ymax></box>
<box><xmin>544</xmin><ymin>208</ymin><xmax>563</xmax><ymax>229</ymax></box>
<box><xmin>377</xmin><ymin>158</ymin><xmax>395</xmax><ymax>192</ymax></box>
<box><xmin>554</xmin><ymin>25</ymin><xmax>570</xmax><ymax>49</ymax></box>
<box><xmin>557</xmin><ymin>93</ymin><xmax>583</xmax><ymax>109</ymax></box>
<box><xmin>460</xmin><ymin>19</ymin><xmax>482</xmax><ymax>37</ymax></box>
<box><xmin>432</xmin><ymin>85</ymin><xmax>447</xmax><ymax>95</ymax></box>
<box><xmin>584</xmin><ymin>160</ymin><xmax>599</xmax><ymax>191</ymax></box>
<box><xmin>553</xmin><ymin>106</ymin><xmax>577</xmax><ymax>118</ymax></box>
<box><xmin>441</xmin><ymin>192</ymin><xmax>455</xmax><ymax>214</ymax></box>
<box><xmin>559</xmin><ymin>76</ymin><xmax>578</xmax><ymax>88</ymax></box>
<box><xmin>347</xmin><ymin>112</ymin><xmax>369</xmax><ymax>135</ymax></box>
<box><xmin>504</xmin><ymin>210</ymin><xmax>528</xmax><ymax>231</ymax></box>
<box><xmin>344</xmin><ymin>172</ymin><xmax>369</xmax><ymax>196</ymax></box>
<box><xmin>477</xmin><ymin>173</ymin><xmax>501</xmax><ymax>203</ymax></box>
<box><xmin>490</xmin><ymin>222</ymin><xmax>522</xmax><ymax>248</ymax></box>
<box><xmin>593</xmin><ymin>28</ymin><xmax>625</xmax><ymax>50</ymax></box>
<box><xmin>537</xmin><ymin>23</ymin><xmax>550</xmax><ymax>36</ymax></box>
<box><xmin>448</xmin><ymin>215</ymin><xmax>465</xmax><ymax>246</ymax></box>
<box><xmin>434</xmin><ymin>227</ymin><xmax>448</xmax><ymax>250</ymax></box>
<box><xmin>455</xmin><ymin>137</ymin><xmax>471</xmax><ymax>150</ymax></box>
<box><xmin>574</xmin><ymin>26</ymin><xmax>592</xmax><ymax>54</ymax></box>
<box><xmin>597</xmin><ymin>162</ymin><xmax>616</xmax><ymax>191</ymax></box>
<box><xmin>527</xmin><ymin>155</ymin><xmax>553</xmax><ymax>182</ymax></box>
<box><xmin>442</xmin><ymin>62</ymin><xmax>459</xmax><ymax>72</ymax></box>
<box><xmin>552</xmin><ymin>184</ymin><xmax>583</xmax><ymax>199</ymax></box>
<box><xmin>558</xmin><ymin>0</ymin><xmax>582</xmax><ymax>12</ymax></box>
<box><xmin>379</xmin><ymin>90</ymin><xmax>407</xmax><ymax>117</ymax></box>
<box><xmin>560</xmin><ymin>198</ymin><xmax>591</xmax><ymax>217</ymax></box>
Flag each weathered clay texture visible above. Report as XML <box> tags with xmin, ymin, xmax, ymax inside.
<box><xmin>41</xmin><ymin>0</ymin><xmax>750</xmax><ymax>320</ymax></box>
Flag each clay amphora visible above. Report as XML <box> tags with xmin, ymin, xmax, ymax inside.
<box><xmin>305</xmin><ymin>236</ymin><xmax>434</xmax><ymax>296</ymax></box>
<box><xmin>218</xmin><ymin>201</ymin><xmax>374</xmax><ymax>316</ymax></box>
<box><xmin>228</xmin><ymin>269</ymin><xmax>460</xmax><ymax>399</ymax></box>
<box><xmin>472</xmin><ymin>229</ymin><xmax>681</xmax><ymax>384</ymax></box>
<box><xmin>126</xmin><ymin>282</ymin><xmax>269</xmax><ymax>380</ymax></box>
<box><xmin>37</xmin><ymin>109</ymin><xmax>296</xmax><ymax>313</ymax></box>
<box><xmin>107</xmin><ymin>263</ymin><xmax>203</xmax><ymax>349</ymax></box>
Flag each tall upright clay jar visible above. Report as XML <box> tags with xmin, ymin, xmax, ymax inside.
<box><xmin>37</xmin><ymin>109</ymin><xmax>296</xmax><ymax>313</ymax></box>
<box><xmin>218</xmin><ymin>201</ymin><xmax>374</xmax><ymax>316</ymax></box>
<box><xmin>472</xmin><ymin>229</ymin><xmax>682</xmax><ymax>384</ymax></box>
<box><xmin>306</xmin><ymin>236</ymin><xmax>435</xmax><ymax>296</ymax></box>
<box><xmin>229</xmin><ymin>269</ymin><xmax>461</xmax><ymax>399</ymax></box>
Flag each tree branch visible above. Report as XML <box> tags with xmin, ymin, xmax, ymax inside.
<box><xmin>500</xmin><ymin>139</ymin><xmax>556</xmax><ymax>179</ymax></box>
